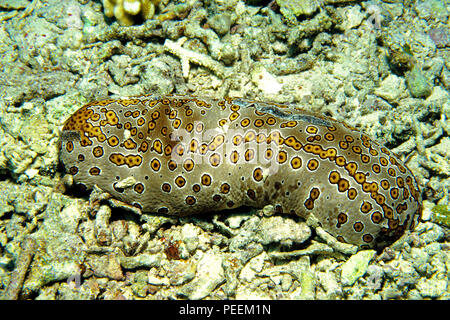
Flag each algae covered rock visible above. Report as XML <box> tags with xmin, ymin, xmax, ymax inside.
<box><xmin>374</xmin><ymin>74</ymin><xmax>406</xmax><ymax>102</ymax></box>
<box><xmin>340</xmin><ymin>250</ymin><xmax>376</xmax><ymax>286</ymax></box>
<box><xmin>255</xmin><ymin>215</ymin><xmax>311</xmax><ymax>246</ymax></box>
<box><xmin>406</xmin><ymin>66</ymin><xmax>432</xmax><ymax>98</ymax></box>
<box><xmin>0</xmin><ymin>0</ymin><xmax>30</xmax><ymax>9</ymax></box>
<box><xmin>276</xmin><ymin>0</ymin><xmax>320</xmax><ymax>24</ymax></box>
<box><xmin>387</xmin><ymin>44</ymin><xmax>415</xmax><ymax>74</ymax></box>
<box><xmin>180</xmin><ymin>252</ymin><xmax>225</xmax><ymax>299</ymax></box>
<box><xmin>207</xmin><ymin>12</ymin><xmax>232</xmax><ymax>36</ymax></box>
<box><xmin>416</xmin><ymin>276</ymin><xmax>448</xmax><ymax>298</ymax></box>
<box><xmin>432</xmin><ymin>204</ymin><xmax>450</xmax><ymax>227</ymax></box>
<box><xmin>414</xmin><ymin>0</ymin><xmax>448</xmax><ymax>23</ymax></box>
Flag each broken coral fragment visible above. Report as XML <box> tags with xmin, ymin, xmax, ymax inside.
<box><xmin>102</xmin><ymin>0</ymin><xmax>160</xmax><ymax>26</ymax></box>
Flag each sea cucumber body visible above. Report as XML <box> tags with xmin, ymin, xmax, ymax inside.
<box><xmin>59</xmin><ymin>94</ymin><xmax>422</xmax><ymax>249</ymax></box>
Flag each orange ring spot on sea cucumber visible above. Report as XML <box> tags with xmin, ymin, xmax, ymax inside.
<box><xmin>253</xmin><ymin>167</ymin><xmax>263</xmax><ymax>182</ymax></box>
<box><xmin>220</xmin><ymin>183</ymin><xmax>230</xmax><ymax>194</ymax></box>
<box><xmin>361</xmin><ymin>154</ymin><xmax>370</xmax><ymax>163</ymax></box>
<box><xmin>186</xmin><ymin>123</ymin><xmax>194</xmax><ymax>132</ymax></box>
<box><xmin>337</xmin><ymin>212</ymin><xmax>348</xmax><ymax>227</ymax></box>
<box><xmin>65</xmin><ymin>141</ymin><xmax>74</xmax><ymax>153</ymax></box>
<box><xmin>168</xmin><ymin>160</ymin><xmax>177</xmax><ymax>171</ymax></box>
<box><xmin>229</xmin><ymin>112</ymin><xmax>239</xmax><ymax>121</ymax></box>
<box><xmin>173</xmin><ymin>119</ymin><xmax>181</xmax><ymax>129</ymax></box>
<box><xmin>254</xmin><ymin>118</ymin><xmax>264</xmax><ymax>127</ymax></box>
<box><xmin>209</xmin><ymin>153</ymin><xmax>221</xmax><ymax>167</ymax></box>
<box><xmin>152</xmin><ymin>140</ymin><xmax>163</xmax><ymax>154</ymax></box>
<box><xmin>324</xmin><ymin>132</ymin><xmax>335</xmax><ymax>141</ymax></box>
<box><xmin>306</xmin><ymin>125</ymin><xmax>318</xmax><ymax>134</ymax></box>
<box><xmin>361</xmin><ymin>201</ymin><xmax>373</xmax><ymax>213</ymax></box>
<box><xmin>233</xmin><ymin>135</ymin><xmax>243</xmax><ymax>146</ymax></box>
<box><xmin>107</xmin><ymin>136</ymin><xmax>119</xmax><ymax>147</ymax></box>
<box><xmin>335</xmin><ymin>156</ymin><xmax>346</xmax><ymax>167</ymax></box>
<box><xmin>185</xmin><ymin>196</ymin><xmax>196</xmax><ymax>205</ymax></box>
<box><xmin>310</xmin><ymin>187</ymin><xmax>320</xmax><ymax>200</ymax></box>
<box><xmin>201</xmin><ymin>174</ymin><xmax>212</xmax><ymax>186</ymax></box>
<box><xmin>352</xmin><ymin>145</ymin><xmax>362</xmax><ymax>154</ymax></box>
<box><xmin>353</xmin><ymin>221</ymin><xmax>364</xmax><ymax>232</ymax></box>
<box><xmin>363</xmin><ymin>234</ymin><xmax>374</xmax><ymax>243</ymax></box>
<box><xmin>183</xmin><ymin>159</ymin><xmax>195</xmax><ymax>171</ymax></box>
<box><xmin>244</xmin><ymin>131</ymin><xmax>256</xmax><ymax>143</ymax></box>
<box><xmin>230</xmin><ymin>151</ymin><xmax>239</xmax><ymax>164</ymax></box>
<box><xmin>89</xmin><ymin>167</ymin><xmax>101</xmax><ymax>176</ymax></box>
<box><xmin>134</xmin><ymin>183</ymin><xmax>145</xmax><ymax>194</ymax></box>
<box><xmin>344</xmin><ymin>135</ymin><xmax>354</xmax><ymax>143</ymax></box>
<box><xmin>329</xmin><ymin>171</ymin><xmax>340</xmax><ymax>184</ymax></box>
<box><xmin>175</xmin><ymin>176</ymin><xmax>186</xmax><ymax>188</ymax></box>
<box><xmin>338</xmin><ymin>179</ymin><xmax>350</xmax><ymax>192</ymax></box>
<box><xmin>291</xmin><ymin>156</ymin><xmax>302</xmax><ymax>169</ymax></box>
<box><xmin>277</xmin><ymin>151</ymin><xmax>287</xmax><ymax>164</ymax></box>
<box><xmin>245</xmin><ymin>149</ymin><xmax>255</xmax><ymax>162</ymax></box>
<box><xmin>347</xmin><ymin>188</ymin><xmax>357</xmax><ymax>200</ymax></box>
<box><xmin>192</xmin><ymin>184</ymin><xmax>201</xmax><ymax>193</ymax></box>
<box><xmin>162</xmin><ymin>183</ymin><xmax>172</xmax><ymax>193</ymax></box>
<box><xmin>371</xmin><ymin>211</ymin><xmax>383</xmax><ymax>224</ymax></box>
<box><xmin>93</xmin><ymin>146</ymin><xmax>104</xmax><ymax>158</ymax></box>
<box><xmin>307</xmin><ymin>159</ymin><xmax>319</xmax><ymax>171</ymax></box>
<box><xmin>266</xmin><ymin>117</ymin><xmax>276</xmax><ymax>125</ymax></box>
<box><xmin>150</xmin><ymin>158</ymin><xmax>161</xmax><ymax>172</ymax></box>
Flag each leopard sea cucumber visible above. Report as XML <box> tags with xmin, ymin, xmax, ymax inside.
<box><xmin>59</xmin><ymin>94</ymin><xmax>422</xmax><ymax>249</ymax></box>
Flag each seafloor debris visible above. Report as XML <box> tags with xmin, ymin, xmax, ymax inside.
<box><xmin>0</xmin><ymin>0</ymin><xmax>448</xmax><ymax>300</ymax></box>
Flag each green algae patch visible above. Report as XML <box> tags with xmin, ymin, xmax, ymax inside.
<box><xmin>340</xmin><ymin>250</ymin><xmax>376</xmax><ymax>286</ymax></box>
<box><xmin>406</xmin><ymin>66</ymin><xmax>432</xmax><ymax>98</ymax></box>
<box><xmin>432</xmin><ymin>205</ymin><xmax>450</xmax><ymax>228</ymax></box>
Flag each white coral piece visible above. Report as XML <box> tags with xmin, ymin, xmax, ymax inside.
<box><xmin>102</xmin><ymin>0</ymin><xmax>159</xmax><ymax>26</ymax></box>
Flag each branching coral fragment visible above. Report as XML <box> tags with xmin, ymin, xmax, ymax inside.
<box><xmin>164</xmin><ymin>37</ymin><xmax>230</xmax><ymax>79</ymax></box>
